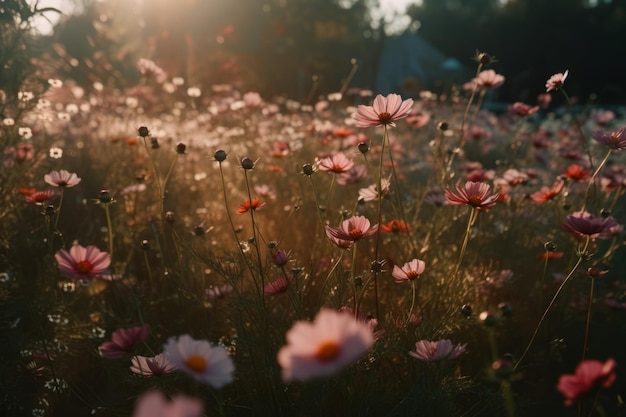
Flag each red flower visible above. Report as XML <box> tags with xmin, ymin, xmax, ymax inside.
<box><xmin>564</xmin><ymin>164</ymin><xmax>590</xmax><ymax>181</ymax></box>
<box><xmin>25</xmin><ymin>190</ymin><xmax>56</xmax><ymax>205</ymax></box>
<box><xmin>530</xmin><ymin>178</ymin><xmax>564</xmax><ymax>204</ymax></box>
<box><xmin>557</xmin><ymin>358</ymin><xmax>616</xmax><ymax>406</ymax></box>
<box><xmin>236</xmin><ymin>197</ymin><xmax>266</xmax><ymax>214</ymax></box>
<box><xmin>380</xmin><ymin>219</ymin><xmax>411</xmax><ymax>233</ymax></box>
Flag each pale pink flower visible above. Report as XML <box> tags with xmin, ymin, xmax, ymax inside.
<box><xmin>44</xmin><ymin>170</ymin><xmax>81</xmax><ymax>188</ymax></box>
<box><xmin>55</xmin><ymin>244</ymin><xmax>111</xmax><ymax>280</ymax></box>
<box><xmin>474</xmin><ymin>69</ymin><xmax>505</xmax><ymax>89</ymax></box>
<box><xmin>264</xmin><ymin>276</ymin><xmax>291</xmax><ymax>296</ymax></box>
<box><xmin>358</xmin><ymin>178</ymin><xmax>391</xmax><ymax>202</ymax></box>
<box><xmin>557</xmin><ymin>358</ymin><xmax>616</xmax><ymax>406</ymax></box>
<box><xmin>205</xmin><ymin>284</ymin><xmax>234</xmax><ymax>299</ymax></box>
<box><xmin>131</xmin><ymin>353</ymin><xmax>176</xmax><ymax>376</ymax></box>
<box><xmin>132</xmin><ymin>390</ymin><xmax>203</xmax><ymax>417</ymax></box>
<box><xmin>409</xmin><ymin>339</ymin><xmax>466</xmax><ymax>362</ymax></box>
<box><xmin>318</xmin><ymin>152</ymin><xmax>355</xmax><ymax>174</ymax></box>
<box><xmin>277</xmin><ymin>308</ymin><xmax>375</xmax><ymax>381</ymax></box>
<box><xmin>392</xmin><ymin>259</ymin><xmax>426</xmax><ymax>283</ymax></box>
<box><xmin>546</xmin><ymin>70</ymin><xmax>569</xmax><ymax>92</ymax></box>
<box><xmin>99</xmin><ymin>324</ymin><xmax>150</xmax><ymax>359</ymax></box>
<box><xmin>163</xmin><ymin>334</ymin><xmax>234</xmax><ymax>388</ymax></box>
<box><xmin>325</xmin><ymin>215</ymin><xmax>378</xmax><ymax>243</ymax></box>
<box><xmin>354</xmin><ymin>93</ymin><xmax>413</xmax><ymax>128</ymax></box>
<box><xmin>444</xmin><ymin>181</ymin><xmax>499</xmax><ymax>210</ymax></box>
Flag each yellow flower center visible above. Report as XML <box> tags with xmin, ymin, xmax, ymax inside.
<box><xmin>315</xmin><ymin>341</ymin><xmax>341</xmax><ymax>362</ymax></box>
<box><xmin>185</xmin><ymin>355</ymin><xmax>207</xmax><ymax>372</ymax></box>
<box><xmin>75</xmin><ymin>260</ymin><xmax>93</xmax><ymax>275</ymax></box>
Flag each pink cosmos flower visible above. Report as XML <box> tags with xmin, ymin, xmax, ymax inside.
<box><xmin>132</xmin><ymin>390</ymin><xmax>203</xmax><ymax>417</ymax></box>
<box><xmin>44</xmin><ymin>170</ymin><xmax>81</xmax><ymax>187</ymax></box>
<box><xmin>318</xmin><ymin>152</ymin><xmax>355</xmax><ymax>174</ymax></box>
<box><xmin>409</xmin><ymin>339</ymin><xmax>466</xmax><ymax>362</ymax></box>
<box><xmin>325</xmin><ymin>215</ymin><xmax>378</xmax><ymax>243</ymax></box>
<box><xmin>591</xmin><ymin>127</ymin><xmax>626</xmax><ymax>150</ymax></box>
<box><xmin>561</xmin><ymin>211</ymin><xmax>619</xmax><ymax>240</ymax></box>
<box><xmin>508</xmin><ymin>102</ymin><xmax>539</xmax><ymax>117</ymax></box>
<box><xmin>474</xmin><ymin>69</ymin><xmax>505</xmax><ymax>89</ymax></box>
<box><xmin>131</xmin><ymin>353</ymin><xmax>176</xmax><ymax>376</ymax></box>
<box><xmin>163</xmin><ymin>334</ymin><xmax>234</xmax><ymax>388</ymax></box>
<box><xmin>353</xmin><ymin>93</ymin><xmax>414</xmax><ymax>128</ymax></box>
<box><xmin>55</xmin><ymin>244</ymin><xmax>111</xmax><ymax>280</ymax></box>
<box><xmin>99</xmin><ymin>324</ymin><xmax>150</xmax><ymax>359</ymax></box>
<box><xmin>392</xmin><ymin>259</ymin><xmax>426</xmax><ymax>283</ymax></box>
<box><xmin>557</xmin><ymin>358</ymin><xmax>616</xmax><ymax>406</ymax></box>
<box><xmin>358</xmin><ymin>178</ymin><xmax>391</xmax><ymax>202</ymax></box>
<box><xmin>277</xmin><ymin>308</ymin><xmax>375</xmax><ymax>381</ymax></box>
<box><xmin>444</xmin><ymin>181</ymin><xmax>499</xmax><ymax>210</ymax></box>
<box><xmin>546</xmin><ymin>70</ymin><xmax>569</xmax><ymax>92</ymax></box>
<box><xmin>205</xmin><ymin>284</ymin><xmax>234</xmax><ymax>299</ymax></box>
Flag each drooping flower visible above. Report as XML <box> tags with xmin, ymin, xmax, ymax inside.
<box><xmin>25</xmin><ymin>190</ymin><xmax>56</xmax><ymax>205</ymax></box>
<box><xmin>409</xmin><ymin>339</ymin><xmax>466</xmax><ymax>362</ymax></box>
<box><xmin>264</xmin><ymin>276</ymin><xmax>291</xmax><ymax>296</ymax></box>
<box><xmin>557</xmin><ymin>358</ymin><xmax>616</xmax><ymax>406</ymax></box>
<box><xmin>561</xmin><ymin>211</ymin><xmax>619</xmax><ymax>240</ymax></box>
<box><xmin>317</xmin><ymin>152</ymin><xmax>355</xmax><ymax>174</ymax></box>
<box><xmin>44</xmin><ymin>170</ymin><xmax>81</xmax><ymax>188</ymax></box>
<box><xmin>325</xmin><ymin>215</ymin><xmax>378</xmax><ymax>244</ymax></box>
<box><xmin>277</xmin><ymin>308</ymin><xmax>375</xmax><ymax>381</ymax></box>
<box><xmin>353</xmin><ymin>93</ymin><xmax>414</xmax><ymax>128</ymax></box>
<box><xmin>546</xmin><ymin>70</ymin><xmax>569</xmax><ymax>92</ymax></box>
<box><xmin>444</xmin><ymin>181</ymin><xmax>499</xmax><ymax>210</ymax></box>
<box><xmin>55</xmin><ymin>244</ymin><xmax>111</xmax><ymax>280</ymax></box>
<box><xmin>132</xmin><ymin>390</ymin><xmax>204</xmax><ymax>417</ymax></box>
<box><xmin>99</xmin><ymin>324</ymin><xmax>150</xmax><ymax>359</ymax></box>
<box><xmin>236</xmin><ymin>197</ymin><xmax>266</xmax><ymax>214</ymax></box>
<box><xmin>130</xmin><ymin>353</ymin><xmax>176</xmax><ymax>376</ymax></box>
<box><xmin>392</xmin><ymin>259</ymin><xmax>426</xmax><ymax>283</ymax></box>
<box><xmin>163</xmin><ymin>334</ymin><xmax>234</xmax><ymax>388</ymax></box>
<box><xmin>474</xmin><ymin>69</ymin><xmax>505</xmax><ymax>89</ymax></box>
<box><xmin>591</xmin><ymin>127</ymin><xmax>626</xmax><ymax>150</ymax></box>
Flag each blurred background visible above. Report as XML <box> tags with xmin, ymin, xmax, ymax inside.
<box><xmin>26</xmin><ymin>0</ymin><xmax>626</xmax><ymax>104</ymax></box>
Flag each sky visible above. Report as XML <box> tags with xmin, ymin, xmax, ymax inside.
<box><xmin>29</xmin><ymin>0</ymin><xmax>419</xmax><ymax>35</ymax></box>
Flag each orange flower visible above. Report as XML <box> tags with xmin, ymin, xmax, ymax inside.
<box><xmin>237</xmin><ymin>197</ymin><xmax>266</xmax><ymax>214</ymax></box>
<box><xmin>380</xmin><ymin>219</ymin><xmax>411</xmax><ymax>233</ymax></box>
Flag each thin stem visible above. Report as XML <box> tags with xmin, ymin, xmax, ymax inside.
<box><xmin>515</xmin><ymin>236</ymin><xmax>590</xmax><ymax>370</ymax></box>
<box><xmin>143</xmin><ymin>250</ymin><xmax>153</xmax><ymax>294</ymax></box>
<box><xmin>338</xmin><ymin>59</ymin><xmax>359</xmax><ymax>97</ymax></box>
<box><xmin>244</xmin><ymin>170</ymin><xmax>266</xmax><ymax>299</ymax></box>
<box><xmin>162</xmin><ymin>153</ymin><xmax>180</xmax><ymax>212</ymax></box>
<box><xmin>407</xmin><ymin>280</ymin><xmax>416</xmax><ymax>323</ymax></box>
<box><xmin>104</xmin><ymin>203</ymin><xmax>114</xmax><ymax>258</ymax></box>
<box><xmin>453</xmin><ymin>207</ymin><xmax>478</xmax><ymax>278</ymax></box>
<box><xmin>54</xmin><ymin>188</ymin><xmax>64</xmax><ymax>229</ymax></box>
<box><xmin>581</xmin><ymin>149</ymin><xmax>612</xmax><ymax>212</ymax></box>
<box><xmin>352</xmin><ymin>242</ymin><xmax>359</xmax><ymax>317</ymax></box>
<box><xmin>560</xmin><ymin>88</ymin><xmax>594</xmax><ymax>173</ymax></box>
<box><xmin>142</xmin><ymin>137</ymin><xmax>163</xmax><ymax>219</ymax></box>
<box><xmin>582</xmin><ymin>277</ymin><xmax>595</xmax><ymax>361</ymax></box>
<box><xmin>371</xmin><ymin>125</ymin><xmax>388</xmax><ymax>319</ymax></box>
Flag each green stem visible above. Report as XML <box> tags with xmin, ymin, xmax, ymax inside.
<box><xmin>453</xmin><ymin>207</ymin><xmax>478</xmax><ymax>278</ymax></box>
<box><xmin>582</xmin><ymin>277</ymin><xmax>594</xmax><ymax>361</ymax></box>
<box><xmin>515</xmin><ymin>236</ymin><xmax>590</xmax><ymax>370</ymax></box>
<box><xmin>581</xmin><ymin>149</ymin><xmax>612</xmax><ymax>212</ymax></box>
<box><xmin>104</xmin><ymin>203</ymin><xmax>114</xmax><ymax>258</ymax></box>
<box><xmin>54</xmin><ymin>188</ymin><xmax>64</xmax><ymax>230</ymax></box>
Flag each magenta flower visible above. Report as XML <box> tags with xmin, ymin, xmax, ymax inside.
<box><xmin>132</xmin><ymin>390</ymin><xmax>203</xmax><ymax>417</ymax></box>
<box><xmin>130</xmin><ymin>353</ymin><xmax>176</xmax><ymax>376</ymax></box>
<box><xmin>409</xmin><ymin>339</ymin><xmax>466</xmax><ymax>362</ymax></box>
<box><xmin>392</xmin><ymin>259</ymin><xmax>426</xmax><ymax>283</ymax></box>
<box><xmin>557</xmin><ymin>358</ymin><xmax>616</xmax><ymax>406</ymax></box>
<box><xmin>99</xmin><ymin>324</ymin><xmax>150</xmax><ymax>359</ymax></box>
<box><xmin>277</xmin><ymin>308</ymin><xmax>375</xmax><ymax>381</ymax></box>
<box><xmin>318</xmin><ymin>152</ymin><xmax>355</xmax><ymax>174</ymax></box>
<box><xmin>561</xmin><ymin>211</ymin><xmax>619</xmax><ymax>240</ymax></box>
<box><xmin>546</xmin><ymin>70</ymin><xmax>569</xmax><ymax>92</ymax></box>
<box><xmin>591</xmin><ymin>127</ymin><xmax>626</xmax><ymax>150</ymax></box>
<box><xmin>353</xmin><ymin>93</ymin><xmax>413</xmax><ymax>128</ymax></box>
<box><xmin>444</xmin><ymin>181</ymin><xmax>499</xmax><ymax>210</ymax></box>
<box><xmin>475</xmin><ymin>69</ymin><xmax>505</xmax><ymax>89</ymax></box>
<box><xmin>264</xmin><ymin>276</ymin><xmax>292</xmax><ymax>296</ymax></box>
<box><xmin>325</xmin><ymin>215</ymin><xmax>378</xmax><ymax>244</ymax></box>
<box><xmin>44</xmin><ymin>170</ymin><xmax>81</xmax><ymax>187</ymax></box>
<box><xmin>55</xmin><ymin>244</ymin><xmax>111</xmax><ymax>280</ymax></box>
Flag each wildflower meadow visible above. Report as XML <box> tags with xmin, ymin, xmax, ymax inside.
<box><xmin>2</xmin><ymin>2</ymin><xmax>626</xmax><ymax>417</ymax></box>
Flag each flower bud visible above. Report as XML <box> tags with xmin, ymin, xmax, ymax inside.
<box><xmin>150</xmin><ymin>138</ymin><xmax>160</xmax><ymax>149</ymax></box>
<box><xmin>437</xmin><ymin>122</ymin><xmax>449</xmax><ymax>131</ymax></box>
<box><xmin>302</xmin><ymin>163</ymin><xmax>314</xmax><ymax>176</ymax></box>
<box><xmin>460</xmin><ymin>304</ymin><xmax>472</xmax><ymax>318</ymax></box>
<box><xmin>272</xmin><ymin>250</ymin><xmax>288</xmax><ymax>266</ymax></box>
<box><xmin>44</xmin><ymin>204</ymin><xmax>55</xmax><ymax>216</ymax></box>
<box><xmin>241</xmin><ymin>157</ymin><xmax>255</xmax><ymax>170</ymax></box>
<box><xmin>479</xmin><ymin>310</ymin><xmax>498</xmax><ymax>327</ymax></box>
<box><xmin>141</xmin><ymin>240</ymin><xmax>150</xmax><ymax>250</ymax></box>
<box><xmin>99</xmin><ymin>190</ymin><xmax>112</xmax><ymax>204</ymax></box>
<box><xmin>165</xmin><ymin>211</ymin><xmax>175</xmax><ymax>223</ymax></box>
<box><xmin>137</xmin><ymin>126</ymin><xmax>150</xmax><ymax>137</ymax></box>
<box><xmin>498</xmin><ymin>302</ymin><xmax>513</xmax><ymax>317</ymax></box>
<box><xmin>194</xmin><ymin>225</ymin><xmax>205</xmax><ymax>236</ymax></box>
<box><xmin>214</xmin><ymin>149</ymin><xmax>227</xmax><ymax>162</ymax></box>
<box><xmin>544</xmin><ymin>241</ymin><xmax>557</xmax><ymax>252</ymax></box>
<box><xmin>175</xmin><ymin>142</ymin><xmax>186</xmax><ymax>154</ymax></box>
<box><xmin>357</xmin><ymin>142</ymin><xmax>369</xmax><ymax>154</ymax></box>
